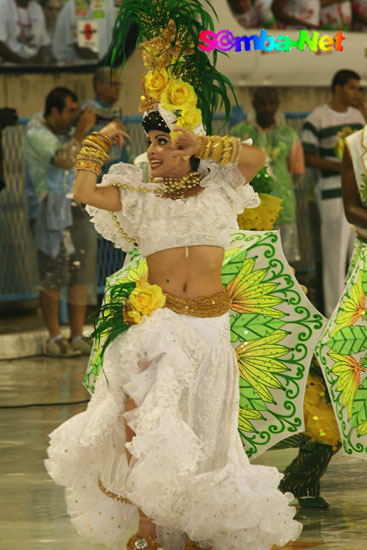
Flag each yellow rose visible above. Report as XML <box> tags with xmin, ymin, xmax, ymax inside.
<box><xmin>145</xmin><ymin>69</ymin><xmax>169</xmax><ymax>102</ymax></box>
<box><xmin>160</xmin><ymin>78</ymin><xmax>197</xmax><ymax>111</ymax></box>
<box><xmin>177</xmin><ymin>107</ymin><xmax>202</xmax><ymax>130</ymax></box>
<box><xmin>128</xmin><ymin>280</ymin><xmax>166</xmax><ymax>318</ymax></box>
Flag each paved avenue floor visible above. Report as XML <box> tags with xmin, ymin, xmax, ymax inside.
<box><xmin>0</xmin><ymin>356</ymin><xmax>366</xmax><ymax>550</ymax></box>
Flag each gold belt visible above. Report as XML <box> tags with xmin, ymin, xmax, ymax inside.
<box><xmin>164</xmin><ymin>289</ymin><xmax>229</xmax><ymax>318</ymax></box>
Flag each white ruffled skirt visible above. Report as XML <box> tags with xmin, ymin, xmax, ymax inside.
<box><xmin>45</xmin><ymin>308</ymin><xmax>302</xmax><ymax>550</ymax></box>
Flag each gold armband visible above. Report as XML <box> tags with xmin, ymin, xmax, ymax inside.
<box><xmin>194</xmin><ymin>135</ymin><xmax>242</xmax><ymax>165</ymax></box>
<box><xmin>76</xmin><ymin>131</ymin><xmax>112</xmax><ymax>175</ymax></box>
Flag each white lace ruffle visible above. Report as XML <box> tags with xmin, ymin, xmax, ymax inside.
<box><xmin>45</xmin><ymin>308</ymin><xmax>301</xmax><ymax>550</ymax></box>
<box><xmin>86</xmin><ymin>162</ymin><xmax>259</xmax><ymax>256</ymax></box>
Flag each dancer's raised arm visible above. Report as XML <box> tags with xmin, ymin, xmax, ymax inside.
<box><xmin>171</xmin><ymin>128</ymin><xmax>266</xmax><ymax>182</ymax></box>
<box><xmin>73</xmin><ymin>121</ymin><xmax>130</xmax><ymax>211</ymax></box>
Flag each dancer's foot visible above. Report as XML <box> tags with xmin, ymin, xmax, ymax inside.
<box><xmin>138</xmin><ymin>514</ymin><xmax>156</xmax><ymax>539</ymax></box>
<box><xmin>298</xmin><ymin>496</ymin><xmax>329</xmax><ymax>509</ymax></box>
<box><xmin>127</xmin><ymin>514</ymin><xmax>158</xmax><ymax>550</ymax></box>
<box><xmin>127</xmin><ymin>535</ymin><xmax>158</xmax><ymax>550</ymax></box>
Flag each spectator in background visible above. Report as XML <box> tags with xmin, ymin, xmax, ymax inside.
<box><xmin>257</xmin><ymin>0</ymin><xmax>279</xmax><ymax>26</ymax></box>
<box><xmin>24</xmin><ymin>87</ymin><xmax>97</xmax><ymax>357</ymax></box>
<box><xmin>0</xmin><ymin>0</ymin><xmax>54</xmax><ymax>64</ymax></box>
<box><xmin>52</xmin><ymin>0</ymin><xmax>115</xmax><ymax>64</ymax></box>
<box><xmin>82</xmin><ymin>66</ymin><xmax>130</xmax><ymax>175</ymax></box>
<box><xmin>301</xmin><ymin>69</ymin><xmax>364</xmax><ymax>317</ymax></box>
<box><xmin>231</xmin><ymin>87</ymin><xmax>304</xmax><ymax>264</ymax></box>
<box><xmin>40</xmin><ymin>0</ymin><xmax>61</xmax><ymax>44</ymax></box>
<box><xmin>271</xmin><ymin>0</ymin><xmax>321</xmax><ymax>28</ymax></box>
<box><xmin>352</xmin><ymin>0</ymin><xmax>367</xmax><ymax>30</ymax></box>
<box><xmin>320</xmin><ymin>0</ymin><xmax>352</xmax><ymax>31</ymax></box>
<box><xmin>229</xmin><ymin>0</ymin><xmax>260</xmax><ymax>27</ymax></box>
<box><xmin>229</xmin><ymin>0</ymin><xmax>277</xmax><ymax>27</ymax></box>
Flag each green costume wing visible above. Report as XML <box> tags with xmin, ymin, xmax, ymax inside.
<box><xmin>315</xmin><ymin>237</ymin><xmax>367</xmax><ymax>459</ymax></box>
<box><xmin>85</xmin><ymin>230</ymin><xmax>326</xmax><ymax>459</ymax></box>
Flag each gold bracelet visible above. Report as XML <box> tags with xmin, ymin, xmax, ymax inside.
<box><xmin>231</xmin><ymin>138</ymin><xmax>242</xmax><ymax>164</ymax></box>
<box><xmin>82</xmin><ymin>138</ymin><xmax>109</xmax><ymax>154</ymax></box>
<box><xmin>219</xmin><ymin>136</ymin><xmax>231</xmax><ymax>165</ymax></box>
<box><xmin>77</xmin><ymin>149</ymin><xmax>109</xmax><ymax>165</ymax></box>
<box><xmin>86</xmin><ymin>134</ymin><xmax>111</xmax><ymax>153</ymax></box>
<box><xmin>78</xmin><ymin>145</ymin><xmax>109</xmax><ymax>160</ymax></box>
<box><xmin>195</xmin><ymin>135</ymin><xmax>240</xmax><ymax>165</ymax></box>
<box><xmin>76</xmin><ymin>153</ymin><xmax>104</xmax><ymax>165</ymax></box>
<box><xmin>92</xmin><ymin>131</ymin><xmax>113</xmax><ymax>147</ymax></box>
<box><xmin>202</xmin><ymin>136</ymin><xmax>216</xmax><ymax>160</ymax></box>
<box><xmin>76</xmin><ymin>159</ymin><xmax>102</xmax><ymax>175</ymax></box>
<box><xmin>194</xmin><ymin>135</ymin><xmax>206</xmax><ymax>158</ymax></box>
<box><xmin>211</xmin><ymin>139</ymin><xmax>223</xmax><ymax>162</ymax></box>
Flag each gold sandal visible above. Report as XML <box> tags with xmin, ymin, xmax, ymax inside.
<box><xmin>127</xmin><ymin>535</ymin><xmax>158</xmax><ymax>550</ymax></box>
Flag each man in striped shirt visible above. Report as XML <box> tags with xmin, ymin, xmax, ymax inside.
<box><xmin>301</xmin><ymin>69</ymin><xmax>365</xmax><ymax>316</ymax></box>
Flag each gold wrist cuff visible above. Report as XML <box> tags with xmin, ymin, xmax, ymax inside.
<box><xmin>76</xmin><ymin>159</ymin><xmax>102</xmax><ymax>175</ymax></box>
<box><xmin>194</xmin><ymin>135</ymin><xmax>241</xmax><ymax>165</ymax></box>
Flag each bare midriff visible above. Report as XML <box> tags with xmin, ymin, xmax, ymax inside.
<box><xmin>146</xmin><ymin>245</ymin><xmax>225</xmax><ymax>299</ymax></box>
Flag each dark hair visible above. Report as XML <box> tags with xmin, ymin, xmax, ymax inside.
<box><xmin>44</xmin><ymin>87</ymin><xmax>78</xmax><ymax>117</ymax></box>
<box><xmin>331</xmin><ymin>70</ymin><xmax>360</xmax><ymax>93</ymax></box>
<box><xmin>253</xmin><ymin>86</ymin><xmax>278</xmax><ymax>102</ymax></box>
<box><xmin>142</xmin><ymin>110</ymin><xmax>171</xmax><ymax>134</ymax></box>
<box><xmin>190</xmin><ymin>156</ymin><xmax>200</xmax><ymax>171</ymax></box>
<box><xmin>92</xmin><ymin>66</ymin><xmax>118</xmax><ymax>89</ymax></box>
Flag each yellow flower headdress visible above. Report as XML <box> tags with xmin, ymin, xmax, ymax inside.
<box><xmin>110</xmin><ymin>0</ymin><xmax>237</xmax><ymax>136</ymax></box>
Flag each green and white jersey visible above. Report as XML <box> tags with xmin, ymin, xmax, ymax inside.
<box><xmin>302</xmin><ymin>104</ymin><xmax>364</xmax><ymax>180</ymax></box>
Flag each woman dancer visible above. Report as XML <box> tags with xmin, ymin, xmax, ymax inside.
<box><xmin>45</xmin><ymin>2</ymin><xmax>302</xmax><ymax>549</ymax></box>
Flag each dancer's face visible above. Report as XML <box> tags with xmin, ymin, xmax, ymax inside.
<box><xmin>147</xmin><ymin>130</ymin><xmax>191</xmax><ymax>178</ymax></box>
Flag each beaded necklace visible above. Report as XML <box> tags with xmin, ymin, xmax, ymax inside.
<box><xmin>109</xmin><ymin>171</ymin><xmax>205</xmax><ymax>244</ymax></box>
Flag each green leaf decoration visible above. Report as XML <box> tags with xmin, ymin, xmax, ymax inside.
<box><xmin>239</xmin><ymin>407</ymin><xmax>264</xmax><ymax>433</ymax></box>
<box><xmin>225</xmin><ymin>258</ymin><xmax>283</xmax><ymax>318</ymax></box>
<box><xmin>357</xmin><ymin>421</ymin><xmax>367</xmax><ymax>436</ymax></box>
<box><xmin>327</xmin><ymin>325</ymin><xmax>367</xmax><ymax>355</ymax></box>
<box><xmin>328</xmin><ymin>350</ymin><xmax>365</xmax><ymax>419</ymax></box>
<box><xmin>221</xmin><ymin>249</ymin><xmax>248</xmax><ymax>284</ymax></box>
<box><xmin>351</xmin><ymin>378</ymin><xmax>367</xmax><ymax>428</ymax></box>
<box><xmin>223</xmin><ymin>247</ymin><xmax>242</xmax><ymax>261</ymax></box>
<box><xmin>236</xmin><ymin>330</ymin><xmax>289</xmax><ymax>403</ymax></box>
<box><xmin>230</xmin><ymin>313</ymin><xmax>285</xmax><ymax>343</ymax></box>
<box><xmin>239</xmin><ymin>377</ymin><xmax>267</xmax><ymax>411</ymax></box>
<box><xmin>330</xmin><ymin>272</ymin><xmax>366</xmax><ymax>337</ymax></box>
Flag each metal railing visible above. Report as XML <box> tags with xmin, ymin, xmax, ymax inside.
<box><xmin>0</xmin><ymin>112</ymin><xmax>311</xmax><ymax>306</ymax></box>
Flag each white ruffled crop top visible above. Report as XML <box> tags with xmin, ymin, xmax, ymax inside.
<box><xmin>86</xmin><ymin>161</ymin><xmax>260</xmax><ymax>257</ymax></box>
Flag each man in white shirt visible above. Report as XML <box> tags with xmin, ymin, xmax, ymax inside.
<box><xmin>52</xmin><ymin>0</ymin><xmax>115</xmax><ymax>64</ymax></box>
<box><xmin>0</xmin><ymin>0</ymin><xmax>52</xmax><ymax>64</ymax></box>
<box><xmin>302</xmin><ymin>69</ymin><xmax>365</xmax><ymax>316</ymax></box>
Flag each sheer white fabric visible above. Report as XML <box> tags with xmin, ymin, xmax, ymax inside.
<box><xmin>45</xmin><ymin>308</ymin><xmax>302</xmax><ymax>550</ymax></box>
<box><xmin>86</xmin><ymin>162</ymin><xmax>260</xmax><ymax>256</ymax></box>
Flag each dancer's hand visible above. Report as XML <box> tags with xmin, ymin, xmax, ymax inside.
<box><xmin>171</xmin><ymin>127</ymin><xmax>199</xmax><ymax>158</ymax></box>
<box><xmin>100</xmin><ymin>121</ymin><xmax>131</xmax><ymax>148</ymax></box>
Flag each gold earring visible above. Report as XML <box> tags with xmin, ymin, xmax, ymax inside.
<box><xmin>183</xmin><ymin>155</ymin><xmax>190</xmax><ymax>161</ymax></box>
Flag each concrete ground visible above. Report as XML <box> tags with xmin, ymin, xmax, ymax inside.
<box><xmin>0</xmin><ymin>354</ymin><xmax>366</xmax><ymax>550</ymax></box>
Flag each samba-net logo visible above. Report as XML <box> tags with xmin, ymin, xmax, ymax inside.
<box><xmin>198</xmin><ymin>29</ymin><xmax>345</xmax><ymax>53</ymax></box>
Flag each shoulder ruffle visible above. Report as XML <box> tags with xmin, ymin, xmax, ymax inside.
<box><xmin>199</xmin><ymin>162</ymin><xmax>260</xmax><ymax>212</ymax></box>
<box><xmin>86</xmin><ymin>163</ymin><xmax>147</xmax><ymax>252</ymax></box>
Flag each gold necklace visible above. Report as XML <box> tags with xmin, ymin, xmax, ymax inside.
<box><xmin>150</xmin><ymin>171</ymin><xmax>204</xmax><ymax>199</ymax></box>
